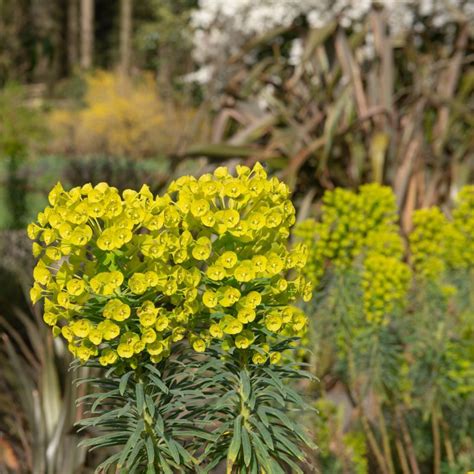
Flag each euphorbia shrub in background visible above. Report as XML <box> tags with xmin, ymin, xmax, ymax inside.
<box><xmin>28</xmin><ymin>163</ymin><xmax>315</xmax><ymax>473</ymax></box>
<box><xmin>296</xmin><ymin>184</ymin><xmax>474</xmax><ymax>473</ymax></box>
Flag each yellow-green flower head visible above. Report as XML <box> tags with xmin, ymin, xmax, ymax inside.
<box><xmin>409</xmin><ymin>187</ymin><xmax>474</xmax><ymax>280</ymax></box>
<box><xmin>409</xmin><ymin>207</ymin><xmax>449</xmax><ymax>279</ymax></box>
<box><xmin>361</xmin><ymin>254</ymin><xmax>411</xmax><ymax>325</ymax></box>
<box><xmin>165</xmin><ymin>162</ymin><xmax>309</xmax><ymax>357</ymax></box>
<box><xmin>294</xmin><ymin>183</ymin><xmax>400</xmax><ymax>288</ymax></box>
<box><xmin>293</xmin><ymin>183</ymin><xmax>415</xmax><ymax>327</ymax></box>
<box><xmin>29</xmin><ymin>164</ymin><xmax>309</xmax><ymax>366</ymax></box>
<box><xmin>451</xmin><ymin>185</ymin><xmax>474</xmax><ymax>268</ymax></box>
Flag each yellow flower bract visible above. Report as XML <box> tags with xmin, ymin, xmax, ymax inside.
<box><xmin>29</xmin><ymin>163</ymin><xmax>309</xmax><ymax>366</ymax></box>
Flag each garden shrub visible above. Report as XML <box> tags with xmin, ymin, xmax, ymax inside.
<box><xmin>48</xmin><ymin>71</ymin><xmax>207</xmax><ymax>158</ymax></box>
<box><xmin>296</xmin><ymin>183</ymin><xmax>474</xmax><ymax>473</ymax></box>
<box><xmin>28</xmin><ymin>163</ymin><xmax>315</xmax><ymax>473</ymax></box>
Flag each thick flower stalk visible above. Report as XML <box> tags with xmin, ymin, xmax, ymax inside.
<box><xmin>28</xmin><ymin>162</ymin><xmax>315</xmax><ymax>472</ymax></box>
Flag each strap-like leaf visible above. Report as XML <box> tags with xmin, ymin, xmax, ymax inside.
<box><xmin>227</xmin><ymin>414</ymin><xmax>243</xmax><ymax>464</ymax></box>
<box><xmin>145</xmin><ymin>436</ymin><xmax>155</xmax><ymax>466</ymax></box>
<box><xmin>240</xmin><ymin>369</ymin><xmax>251</xmax><ymax>401</ymax></box>
<box><xmin>241</xmin><ymin>426</ymin><xmax>252</xmax><ymax>467</ymax></box>
<box><xmin>119</xmin><ymin>371</ymin><xmax>134</xmax><ymax>395</ymax></box>
<box><xmin>250</xmin><ymin>419</ymin><xmax>274</xmax><ymax>450</ymax></box>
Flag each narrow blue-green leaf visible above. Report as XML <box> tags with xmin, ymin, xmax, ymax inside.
<box><xmin>251</xmin><ymin>419</ymin><xmax>274</xmax><ymax>450</ymax></box>
<box><xmin>148</xmin><ymin>374</ymin><xmax>169</xmax><ymax>394</ymax></box>
<box><xmin>248</xmin><ymin>432</ymin><xmax>272</xmax><ymax>472</ymax></box>
<box><xmin>227</xmin><ymin>414</ymin><xmax>243</xmax><ymax>463</ymax></box>
<box><xmin>268</xmin><ymin>458</ymin><xmax>286</xmax><ymax>474</ymax></box>
<box><xmin>145</xmin><ymin>363</ymin><xmax>164</xmax><ymax>380</ymax></box>
<box><xmin>94</xmin><ymin>452</ymin><xmax>122</xmax><ymax>473</ymax></box>
<box><xmin>116</xmin><ymin>401</ymin><xmax>132</xmax><ymax>418</ymax></box>
<box><xmin>118</xmin><ymin>420</ymin><xmax>145</xmax><ymax>467</ymax></box>
<box><xmin>264</xmin><ymin>407</ymin><xmax>293</xmax><ymax>428</ymax></box>
<box><xmin>278</xmin><ymin>453</ymin><xmax>304</xmax><ymax>473</ymax></box>
<box><xmin>126</xmin><ymin>439</ymin><xmax>145</xmax><ymax>469</ymax></box>
<box><xmin>155</xmin><ymin>413</ymin><xmax>165</xmax><ymax>435</ymax></box>
<box><xmin>157</xmin><ymin>453</ymin><xmax>173</xmax><ymax>474</ymax></box>
<box><xmin>262</xmin><ymin>368</ymin><xmax>284</xmax><ymax>391</ymax></box>
<box><xmin>273</xmin><ymin>431</ymin><xmax>305</xmax><ymax>460</ymax></box>
<box><xmin>165</xmin><ymin>437</ymin><xmax>181</xmax><ymax>464</ymax></box>
<box><xmin>119</xmin><ymin>371</ymin><xmax>134</xmax><ymax>396</ymax></box>
<box><xmin>256</xmin><ymin>406</ymin><xmax>269</xmax><ymax>427</ymax></box>
<box><xmin>249</xmin><ymin>452</ymin><xmax>258</xmax><ymax>474</ymax></box>
<box><xmin>241</xmin><ymin>426</ymin><xmax>252</xmax><ymax>467</ymax></box>
<box><xmin>145</xmin><ymin>394</ymin><xmax>156</xmax><ymax>418</ymax></box>
<box><xmin>240</xmin><ymin>370</ymin><xmax>251</xmax><ymax>401</ymax></box>
<box><xmin>145</xmin><ymin>437</ymin><xmax>155</xmax><ymax>465</ymax></box>
<box><xmin>91</xmin><ymin>389</ymin><xmax>120</xmax><ymax>412</ymax></box>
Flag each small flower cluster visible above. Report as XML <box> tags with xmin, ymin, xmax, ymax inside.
<box><xmin>295</xmin><ymin>184</ymin><xmax>399</xmax><ymax>286</ymax></box>
<box><xmin>410</xmin><ymin>185</ymin><xmax>474</xmax><ymax>280</ymax></box>
<box><xmin>29</xmin><ymin>163</ymin><xmax>310</xmax><ymax>367</ymax></box>
<box><xmin>295</xmin><ymin>184</ymin><xmax>410</xmax><ymax>324</ymax></box>
<box><xmin>452</xmin><ymin>185</ymin><xmax>474</xmax><ymax>268</ymax></box>
<box><xmin>409</xmin><ymin>207</ymin><xmax>449</xmax><ymax>279</ymax></box>
<box><xmin>361</xmin><ymin>254</ymin><xmax>411</xmax><ymax>324</ymax></box>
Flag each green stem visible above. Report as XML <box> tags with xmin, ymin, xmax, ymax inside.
<box><xmin>348</xmin><ymin>351</ymin><xmax>389</xmax><ymax>474</ymax></box>
<box><xmin>376</xmin><ymin>400</ymin><xmax>395</xmax><ymax>474</ymax></box>
<box><xmin>395</xmin><ymin>406</ymin><xmax>420</xmax><ymax>474</ymax></box>
<box><xmin>395</xmin><ymin>436</ymin><xmax>411</xmax><ymax>474</ymax></box>
<box><xmin>441</xmin><ymin>417</ymin><xmax>455</xmax><ymax>468</ymax></box>
<box><xmin>432</xmin><ymin>409</ymin><xmax>441</xmax><ymax>474</ymax></box>
<box><xmin>139</xmin><ymin>373</ymin><xmax>161</xmax><ymax>474</ymax></box>
<box><xmin>227</xmin><ymin>355</ymin><xmax>251</xmax><ymax>474</ymax></box>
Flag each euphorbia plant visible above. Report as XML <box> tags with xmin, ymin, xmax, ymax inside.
<box><xmin>28</xmin><ymin>163</ymin><xmax>315</xmax><ymax>472</ymax></box>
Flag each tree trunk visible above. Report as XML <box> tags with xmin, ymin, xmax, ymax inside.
<box><xmin>119</xmin><ymin>0</ymin><xmax>132</xmax><ymax>75</ymax></box>
<box><xmin>80</xmin><ymin>0</ymin><xmax>94</xmax><ymax>69</ymax></box>
<box><xmin>68</xmin><ymin>0</ymin><xmax>79</xmax><ymax>71</ymax></box>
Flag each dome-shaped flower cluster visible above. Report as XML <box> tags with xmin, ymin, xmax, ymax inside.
<box><xmin>295</xmin><ymin>184</ymin><xmax>399</xmax><ymax>286</ymax></box>
<box><xmin>295</xmin><ymin>184</ymin><xmax>410</xmax><ymax>324</ymax></box>
<box><xmin>29</xmin><ymin>163</ymin><xmax>311</xmax><ymax>367</ymax></box>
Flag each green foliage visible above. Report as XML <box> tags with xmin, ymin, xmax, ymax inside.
<box><xmin>196</xmin><ymin>345</ymin><xmax>316</xmax><ymax>473</ymax></box>
<box><xmin>76</xmin><ymin>354</ymin><xmax>207</xmax><ymax>473</ymax></box>
<box><xmin>0</xmin><ymin>276</ymin><xmax>90</xmax><ymax>473</ymax></box>
<box><xmin>0</xmin><ymin>83</ymin><xmax>46</xmax><ymax>228</ymax></box>
<box><xmin>73</xmin><ymin>343</ymin><xmax>315</xmax><ymax>473</ymax></box>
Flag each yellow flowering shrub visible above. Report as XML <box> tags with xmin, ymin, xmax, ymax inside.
<box><xmin>28</xmin><ymin>163</ymin><xmax>310</xmax><ymax>367</ymax></box>
<box><xmin>296</xmin><ymin>184</ymin><xmax>410</xmax><ymax>324</ymax></box>
<box><xmin>48</xmin><ymin>71</ymin><xmax>207</xmax><ymax>157</ymax></box>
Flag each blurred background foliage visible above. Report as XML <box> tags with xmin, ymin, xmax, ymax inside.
<box><xmin>295</xmin><ymin>184</ymin><xmax>474</xmax><ymax>474</ymax></box>
<box><xmin>0</xmin><ymin>0</ymin><xmax>472</xmax><ymax>472</ymax></box>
